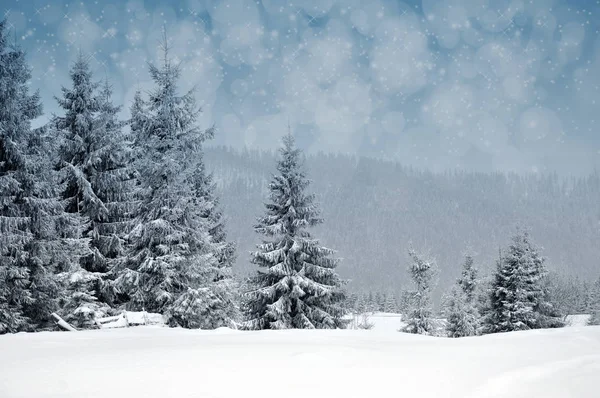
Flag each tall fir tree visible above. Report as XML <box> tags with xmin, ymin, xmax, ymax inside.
<box><xmin>0</xmin><ymin>20</ymin><xmax>40</xmax><ymax>333</ymax></box>
<box><xmin>482</xmin><ymin>230</ymin><xmax>562</xmax><ymax>334</ymax></box>
<box><xmin>177</xmin><ymin>144</ymin><xmax>238</xmax><ymax>328</ymax></box>
<box><xmin>87</xmin><ymin>80</ymin><xmax>137</xmax><ymax>306</ymax></box>
<box><xmin>114</xmin><ymin>35</ymin><xmax>236</xmax><ymax>329</ymax></box>
<box><xmin>243</xmin><ymin>133</ymin><xmax>346</xmax><ymax>330</ymax></box>
<box><xmin>402</xmin><ymin>248</ymin><xmax>435</xmax><ymax>335</ymax></box>
<box><xmin>51</xmin><ymin>53</ymin><xmax>122</xmax><ymax>328</ymax></box>
<box><xmin>0</xmin><ymin>20</ymin><xmax>78</xmax><ymax>333</ymax></box>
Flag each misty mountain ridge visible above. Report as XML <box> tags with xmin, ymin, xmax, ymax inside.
<box><xmin>205</xmin><ymin>145</ymin><xmax>600</xmax><ymax>296</ymax></box>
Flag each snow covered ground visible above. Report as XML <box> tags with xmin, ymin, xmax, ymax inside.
<box><xmin>1</xmin><ymin>325</ymin><xmax>599</xmax><ymax>398</ymax></box>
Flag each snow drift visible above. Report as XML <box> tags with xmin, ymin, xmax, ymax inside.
<box><xmin>1</xmin><ymin>326</ymin><xmax>599</xmax><ymax>398</ymax></box>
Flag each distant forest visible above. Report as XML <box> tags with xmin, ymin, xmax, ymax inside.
<box><xmin>206</xmin><ymin>146</ymin><xmax>600</xmax><ymax>297</ymax></box>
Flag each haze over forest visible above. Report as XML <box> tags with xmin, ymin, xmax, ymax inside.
<box><xmin>205</xmin><ymin>146</ymin><xmax>600</xmax><ymax>297</ymax></box>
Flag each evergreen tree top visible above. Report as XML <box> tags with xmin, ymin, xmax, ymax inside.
<box><xmin>0</xmin><ymin>21</ymin><xmax>42</xmax><ymax>130</ymax></box>
<box><xmin>407</xmin><ymin>248</ymin><xmax>435</xmax><ymax>278</ymax></box>
<box><xmin>277</xmin><ymin>133</ymin><xmax>303</xmax><ymax>175</ymax></box>
<box><xmin>56</xmin><ymin>52</ymin><xmax>101</xmax><ymax>124</ymax></box>
<box><xmin>458</xmin><ymin>253</ymin><xmax>478</xmax><ymax>301</ymax></box>
<box><xmin>503</xmin><ymin>230</ymin><xmax>545</xmax><ymax>271</ymax></box>
<box><xmin>98</xmin><ymin>79</ymin><xmax>121</xmax><ymax>115</ymax></box>
<box><xmin>256</xmin><ymin>132</ymin><xmax>321</xmax><ymax>238</ymax></box>
<box><xmin>129</xmin><ymin>90</ymin><xmax>146</xmax><ymax>136</ymax></box>
<box><xmin>144</xmin><ymin>33</ymin><xmax>214</xmax><ymax>144</ymax></box>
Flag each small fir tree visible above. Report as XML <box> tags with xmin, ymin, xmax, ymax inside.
<box><xmin>402</xmin><ymin>248</ymin><xmax>435</xmax><ymax>335</ymax></box>
<box><xmin>458</xmin><ymin>254</ymin><xmax>477</xmax><ymax>302</ymax></box>
<box><xmin>482</xmin><ymin>230</ymin><xmax>562</xmax><ymax>334</ymax></box>
<box><xmin>445</xmin><ymin>253</ymin><xmax>480</xmax><ymax>337</ymax></box>
<box><xmin>444</xmin><ymin>287</ymin><xmax>478</xmax><ymax>337</ymax></box>
<box><xmin>588</xmin><ymin>277</ymin><xmax>600</xmax><ymax>326</ymax></box>
<box><xmin>384</xmin><ymin>292</ymin><xmax>397</xmax><ymax>313</ymax></box>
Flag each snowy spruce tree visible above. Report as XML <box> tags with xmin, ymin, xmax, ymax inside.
<box><xmin>457</xmin><ymin>254</ymin><xmax>477</xmax><ymax>302</ymax></box>
<box><xmin>402</xmin><ymin>248</ymin><xmax>435</xmax><ymax>335</ymax></box>
<box><xmin>0</xmin><ymin>20</ymin><xmax>43</xmax><ymax>333</ymax></box>
<box><xmin>444</xmin><ymin>286</ymin><xmax>478</xmax><ymax>338</ymax></box>
<box><xmin>243</xmin><ymin>133</ymin><xmax>346</xmax><ymax>330</ymax></box>
<box><xmin>86</xmin><ymin>80</ymin><xmax>137</xmax><ymax>306</ymax></box>
<box><xmin>114</xmin><ymin>36</ymin><xmax>236</xmax><ymax>329</ymax></box>
<box><xmin>177</xmin><ymin>133</ymin><xmax>239</xmax><ymax>327</ymax></box>
<box><xmin>51</xmin><ymin>54</ymin><xmax>130</xmax><ymax>328</ymax></box>
<box><xmin>0</xmin><ymin>21</ymin><xmax>79</xmax><ymax>332</ymax></box>
<box><xmin>384</xmin><ymin>292</ymin><xmax>397</xmax><ymax>313</ymax></box>
<box><xmin>346</xmin><ymin>292</ymin><xmax>358</xmax><ymax>313</ymax></box>
<box><xmin>588</xmin><ymin>277</ymin><xmax>600</xmax><ymax>326</ymax></box>
<box><xmin>445</xmin><ymin>254</ymin><xmax>479</xmax><ymax>337</ymax></box>
<box><xmin>482</xmin><ymin>230</ymin><xmax>562</xmax><ymax>334</ymax></box>
<box><xmin>355</xmin><ymin>293</ymin><xmax>368</xmax><ymax>314</ymax></box>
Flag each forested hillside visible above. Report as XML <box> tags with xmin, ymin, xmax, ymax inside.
<box><xmin>206</xmin><ymin>146</ymin><xmax>600</xmax><ymax>295</ymax></box>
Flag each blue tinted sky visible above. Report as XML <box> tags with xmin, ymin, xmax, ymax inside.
<box><xmin>3</xmin><ymin>0</ymin><xmax>600</xmax><ymax>174</ymax></box>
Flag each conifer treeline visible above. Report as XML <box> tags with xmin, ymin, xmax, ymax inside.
<box><xmin>1</xmin><ymin>22</ymin><xmax>599</xmax><ymax>335</ymax></box>
<box><xmin>346</xmin><ymin>232</ymin><xmax>600</xmax><ymax>336</ymax></box>
<box><xmin>0</xmin><ymin>25</ymin><xmax>347</xmax><ymax>333</ymax></box>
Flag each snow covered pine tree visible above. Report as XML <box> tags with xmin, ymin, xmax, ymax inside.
<box><xmin>0</xmin><ymin>19</ymin><xmax>45</xmax><ymax>333</ymax></box>
<box><xmin>588</xmin><ymin>277</ymin><xmax>600</xmax><ymax>326</ymax></box>
<box><xmin>402</xmin><ymin>248</ymin><xmax>435</xmax><ymax>335</ymax></box>
<box><xmin>243</xmin><ymin>133</ymin><xmax>346</xmax><ymax>330</ymax></box>
<box><xmin>0</xmin><ymin>20</ymin><xmax>77</xmax><ymax>333</ymax></box>
<box><xmin>114</xmin><ymin>34</ymin><xmax>236</xmax><ymax>329</ymax></box>
<box><xmin>90</xmin><ymin>80</ymin><xmax>138</xmax><ymax>306</ymax></box>
<box><xmin>445</xmin><ymin>254</ymin><xmax>479</xmax><ymax>337</ymax></box>
<box><xmin>458</xmin><ymin>254</ymin><xmax>477</xmax><ymax>303</ymax></box>
<box><xmin>51</xmin><ymin>53</ymin><xmax>133</xmax><ymax>329</ymax></box>
<box><xmin>482</xmin><ymin>230</ymin><xmax>563</xmax><ymax>334</ymax></box>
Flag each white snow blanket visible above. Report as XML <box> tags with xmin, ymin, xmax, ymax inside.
<box><xmin>1</xmin><ymin>326</ymin><xmax>599</xmax><ymax>398</ymax></box>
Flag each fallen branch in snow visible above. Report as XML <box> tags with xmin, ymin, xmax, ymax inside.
<box><xmin>95</xmin><ymin>311</ymin><xmax>165</xmax><ymax>329</ymax></box>
<box><xmin>51</xmin><ymin>313</ymin><xmax>77</xmax><ymax>332</ymax></box>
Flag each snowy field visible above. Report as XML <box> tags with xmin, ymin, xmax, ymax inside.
<box><xmin>1</xmin><ymin>325</ymin><xmax>599</xmax><ymax>398</ymax></box>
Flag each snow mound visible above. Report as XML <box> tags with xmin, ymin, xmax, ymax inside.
<box><xmin>1</xmin><ymin>326</ymin><xmax>599</xmax><ymax>398</ymax></box>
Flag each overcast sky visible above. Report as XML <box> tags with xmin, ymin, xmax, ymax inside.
<box><xmin>4</xmin><ymin>0</ymin><xmax>600</xmax><ymax>174</ymax></box>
